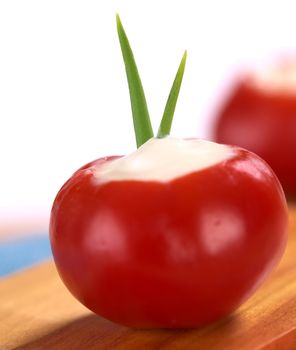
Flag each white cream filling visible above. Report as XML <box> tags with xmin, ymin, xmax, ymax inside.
<box><xmin>94</xmin><ymin>137</ymin><xmax>234</xmax><ymax>182</ymax></box>
<box><xmin>250</xmin><ymin>61</ymin><xmax>296</xmax><ymax>94</ymax></box>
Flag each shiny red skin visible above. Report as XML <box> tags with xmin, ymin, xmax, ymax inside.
<box><xmin>50</xmin><ymin>147</ymin><xmax>287</xmax><ymax>328</ymax></box>
<box><xmin>214</xmin><ymin>79</ymin><xmax>296</xmax><ymax>196</ymax></box>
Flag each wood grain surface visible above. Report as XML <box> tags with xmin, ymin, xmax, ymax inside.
<box><xmin>1</xmin><ymin>205</ymin><xmax>296</xmax><ymax>350</ymax></box>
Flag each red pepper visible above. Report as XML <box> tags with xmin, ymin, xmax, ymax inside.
<box><xmin>50</xmin><ymin>16</ymin><xmax>288</xmax><ymax>328</ymax></box>
<box><xmin>213</xmin><ymin>61</ymin><xmax>296</xmax><ymax>196</ymax></box>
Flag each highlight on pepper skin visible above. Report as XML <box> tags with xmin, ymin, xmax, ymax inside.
<box><xmin>213</xmin><ymin>59</ymin><xmax>296</xmax><ymax>197</ymax></box>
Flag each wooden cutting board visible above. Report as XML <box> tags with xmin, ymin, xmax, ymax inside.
<box><xmin>1</xmin><ymin>206</ymin><xmax>296</xmax><ymax>350</ymax></box>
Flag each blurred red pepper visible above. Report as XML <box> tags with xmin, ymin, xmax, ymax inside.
<box><xmin>213</xmin><ymin>62</ymin><xmax>296</xmax><ymax>196</ymax></box>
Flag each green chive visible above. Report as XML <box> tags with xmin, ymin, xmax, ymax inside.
<box><xmin>157</xmin><ymin>51</ymin><xmax>187</xmax><ymax>138</ymax></box>
<box><xmin>116</xmin><ymin>14</ymin><xmax>154</xmax><ymax>148</ymax></box>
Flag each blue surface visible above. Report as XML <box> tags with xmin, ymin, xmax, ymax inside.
<box><xmin>0</xmin><ymin>234</ymin><xmax>52</xmax><ymax>277</ymax></box>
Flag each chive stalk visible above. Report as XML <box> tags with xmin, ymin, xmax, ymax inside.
<box><xmin>157</xmin><ymin>51</ymin><xmax>187</xmax><ymax>138</ymax></box>
<box><xmin>116</xmin><ymin>14</ymin><xmax>153</xmax><ymax>148</ymax></box>
<box><xmin>116</xmin><ymin>14</ymin><xmax>187</xmax><ymax>146</ymax></box>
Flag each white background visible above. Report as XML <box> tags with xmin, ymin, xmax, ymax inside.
<box><xmin>1</xmin><ymin>0</ymin><xmax>296</xmax><ymax>223</ymax></box>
